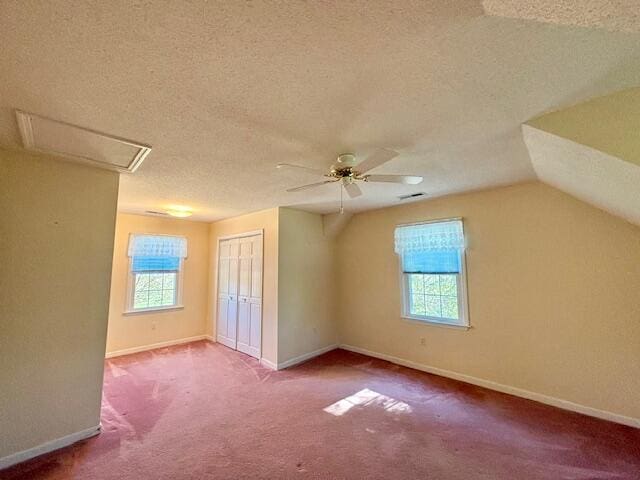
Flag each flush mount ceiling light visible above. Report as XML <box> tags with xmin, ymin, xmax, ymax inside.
<box><xmin>166</xmin><ymin>205</ymin><xmax>193</xmax><ymax>218</ymax></box>
<box><xmin>15</xmin><ymin>110</ymin><xmax>152</xmax><ymax>173</ymax></box>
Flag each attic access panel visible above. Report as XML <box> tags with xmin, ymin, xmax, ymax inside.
<box><xmin>16</xmin><ymin>110</ymin><xmax>151</xmax><ymax>173</ymax></box>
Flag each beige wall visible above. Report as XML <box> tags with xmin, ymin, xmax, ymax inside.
<box><xmin>0</xmin><ymin>149</ymin><xmax>119</xmax><ymax>459</ymax></box>
<box><xmin>106</xmin><ymin>213</ymin><xmax>210</xmax><ymax>354</ymax></box>
<box><xmin>208</xmin><ymin>208</ymin><xmax>279</xmax><ymax>365</ymax></box>
<box><xmin>337</xmin><ymin>182</ymin><xmax>640</xmax><ymax>420</ymax></box>
<box><xmin>528</xmin><ymin>87</ymin><xmax>640</xmax><ymax>168</ymax></box>
<box><xmin>278</xmin><ymin>208</ymin><xmax>338</xmax><ymax>364</ymax></box>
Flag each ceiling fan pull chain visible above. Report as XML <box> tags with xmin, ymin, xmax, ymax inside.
<box><xmin>340</xmin><ymin>183</ymin><xmax>344</xmax><ymax>215</ymax></box>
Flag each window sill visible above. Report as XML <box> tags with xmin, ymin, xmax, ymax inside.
<box><xmin>124</xmin><ymin>305</ymin><xmax>184</xmax><ymax>316</ymax></box>
<box><xmin>401</xmin><ymin>315</ymin><xmax>470</xmax><ymax>330</ymax></box>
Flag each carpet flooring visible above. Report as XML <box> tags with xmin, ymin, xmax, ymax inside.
<box><xmin>2</xmin><ymin>340</ymin><xmax>639</xmax><ymax>479</ymax></box>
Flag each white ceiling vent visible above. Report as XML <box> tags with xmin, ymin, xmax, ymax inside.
<box><xmin>16</xmin><ymin>110</ymin><xmax>151</xmax><ymax>173</ymax></box>
<box><xmin>398</xmin><ymin>192</ymin><xmax>426</xmax><ymax>201</ymax></box>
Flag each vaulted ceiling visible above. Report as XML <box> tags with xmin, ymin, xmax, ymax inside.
<box><xmin>1</xmin><ymin>1</ymin><xmax>639</xmax><ymax>221</ymax></box>
<box><xmin>523</xmin><ymin>88</ymin><xmax>640</xmax><ymax>226</ymax></box>
<box><xmin>527</xmin><ymin>87</ymin><xmax>640</xmax><ymax>168</ymax></box>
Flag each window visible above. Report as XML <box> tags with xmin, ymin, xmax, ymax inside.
<box><xmin>395</xmin><ymin>219</ymin><xmax>468</xmax><ymax>327</ymax></box>
<box><xmin>126</xmin><ymin>234</ymin><xmax>187</xmax><ymax>313</ymax></box>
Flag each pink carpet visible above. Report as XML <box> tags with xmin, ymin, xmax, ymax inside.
<box><xmin>2</xmin><ymin>340</ymin><xmax>639</xmax><ymax>479</ymax></box>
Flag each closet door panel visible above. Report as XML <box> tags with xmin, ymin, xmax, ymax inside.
<box><xmin>217</xmin><ymin>239</ymin><xmax>238</xmax><ymax>348</ymax></box>
<box><xmin>250</xmin><ymin>236</ymin><xmax>263</xmax><ymax>300</ymax></box>
<box><xmin>237</xmin><ymin>300</ymin><xmax>250</xmax><ymax>345</ymax></box>
<box><xmin>217</xmin><ymin>297</ymin><xmax>228</xmax><ymax>338</ymax></box>
<box><xmin>238</xmin><ymin>239</ymin><xmax>252</xmax><ymax>298</ymax></box>
<box><xmin>218</xmin><ymin>259</ymin><xmax>229</xmax><ymax>296</ymax></box>
<box><xmin>249</xmin><ymin>301</ymin><xmax>261</xmax><ymax>352</ymax></box>
<box><xmin>218</xmin><ymin>241</ymin><xmax>231</xmax><ymax>296</ymax></box>
<box><xmin>226</xmin><ymin>297</ymin><xmax>238</xmax><ymax>343</ymax></box>
<box><xmin>228</xmin><ymin>241</ymin><xmax>240</xmax><ymax>296</ymax></box>
<box><xmin>216</xmin><ymin>296</ymin><xmax>236</xmax><ymax>349</ymax></box>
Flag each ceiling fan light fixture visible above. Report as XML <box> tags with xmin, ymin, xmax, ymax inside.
<box><xmin>277</xmin><ymin>148</ymin><xmax>423</xmax><ymax>212</ymax></box>
<box><xmin>336</xmin><ymin>153</ymin><xmax>356</xmax><ymax>166</ymax></box>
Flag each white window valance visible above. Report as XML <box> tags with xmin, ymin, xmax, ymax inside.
<box><xmin>127</xmin><ymin>234</ymin><xmax>188</xmax><ymax>258</ymax></box>
<box><xmin>394</xmin><ymin>220</ymin><xmax>464</xmax><ymax>255</ymax></box>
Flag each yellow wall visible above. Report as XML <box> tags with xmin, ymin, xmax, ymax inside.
<box><xmin>208</xmin><ymin>208</ymin><xmax>279</xmax><ymax>365</ymax></box>
<box><xmin>528</xmin><ymin>87</ymin><xmax>640</xmax><ymax>167</ymax></box>
<box><xmin>106</xmin><ymin>213</ymin><xmax>210</xmax><ymax>354</ymax></box>
<box><xmin>337</xmin><ymin>182</ymin><xmax>640</xmax><ymax>420</ymax></box>
<box><xmin>278</xmin><ymin>208</ymin><xmax>338</xmax><ymax>364</ymax></box>
<box><xmin>0</xmin><ymin>149</ymin><xmax>119</xmax><ymax>458</ymax></box>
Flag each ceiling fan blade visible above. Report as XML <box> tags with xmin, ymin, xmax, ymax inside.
<box><xmin>286</xmin><ymin>180</ymin><xmax>338</xmax><ymax>192</ymax></box>
<box><xmin>363</xmin><ymin>174</ymin><xmax>423</xmax><ymax>185</ymax></box>
<box><xmin>343</xmin><ymin>181</ymin><xmax>362</xmax><ymax>198</ymax></box>
<box><xmin>354</xmin><ymin>149</ymin><xmax>399</xmax><ymax>174</ymax></box>
<box><xmin>276</xmin><ymin>163</ymin><xmax>326</xmax><ymax>176</ymax></box>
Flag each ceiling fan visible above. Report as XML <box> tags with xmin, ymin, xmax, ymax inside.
<box><xmin>277</xmin><ymin>149</ymin><xmax>423</xmax><ymax>211</ymax></box>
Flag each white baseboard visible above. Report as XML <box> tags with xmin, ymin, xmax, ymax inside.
<box><xmin>105</xmin><ymin>335</ymin><xmax>210</xmax><ymax>358</ymax></box>
<box><xmin>0</xmin><ymin>424</ymin><xmax>100</xmax><ymax>470</ymax></box>
<box><xmin>278</xmin><ymin>344</ymin><xmax>338</xmax><ymax>370</ymax></box>
<box><xmin>340</xmin><ymin>344</ymin><xmax>640</xmax><ymax>429</ymax></box>
<box><xmin>260</xmin><ymin>358</ymin><xmax>277</xmax><ymax>370</ymax></box>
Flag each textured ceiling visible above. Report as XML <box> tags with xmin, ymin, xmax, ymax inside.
<box><xmin>483</xmin><ymin>0</ymin><xmax>640</xmax><ymax>33</ymax></box>
<box><xmin>1</xmin><ymin>1</ymin><xmax>640</xmax><ymax>221</ymax></box>
<box><xmin>523</xmin><ymin>88</ymin><xmax>640</xmax><ymax>227</ymax></box>
<box><xmin>523</xmin><ymin>125</ymin><xmax>640</xmax><ymax>226</ymax></box>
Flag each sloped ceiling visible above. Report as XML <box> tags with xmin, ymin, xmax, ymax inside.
<box><xmin>1</xmin><ymin>1</ymin><xmax>640</xmax><ymax>221</ymax></box>
<box><xmin>483</xmin><ymin>0</ymin><xmax>640</xmax><ymax>33</ymax></box>
<box><xmin>527</xmin><ymin>88</ymin><xmax>640</xmax><ymax>168</ymax></box>
<box><xmin>522</xmin><ymin>88</ymin><xmax>640</xmax><ymax>226</ymax></box>
<box><xmin>523</xmin><ymin>125</ymin><xmax>640</xmax><ymax>226</ymax></box>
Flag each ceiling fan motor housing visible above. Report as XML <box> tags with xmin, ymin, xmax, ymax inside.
<box><xmin>330</xmin><ymin>153</ymin><xmax>357</xmax><ymax>178</ymax></box>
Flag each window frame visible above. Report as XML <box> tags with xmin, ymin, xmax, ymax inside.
<box><xmin>124</xmin><ymin>256</ymin><xmax>185</xmax><ymax>315</ymax></box>
<box><xmin>397</xmin><ymin>219</ymin><xmax>470</xmax><ymax>329</ymax></box>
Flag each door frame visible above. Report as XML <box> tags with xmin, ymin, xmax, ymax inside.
<box><xmin>214</xmin><ymin>229</ymin><xmax>264</xmax><ymax>359</ymax></box>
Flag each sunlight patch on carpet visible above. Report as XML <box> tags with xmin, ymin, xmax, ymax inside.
<box><xmin>323</xmin><ymin>388</ymin><xmax>412</xmax><ymax>416</ymax></box>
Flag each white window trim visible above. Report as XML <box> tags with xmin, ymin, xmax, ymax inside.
<box><xmin>397</xmin><ymin>219</ymin><xmax>470</xmax><ymax>329</ymax></box>
<box><xmin>124</xmin><ymin>257</ymin><xmax>185</xmax><ymax>315</ymax></box>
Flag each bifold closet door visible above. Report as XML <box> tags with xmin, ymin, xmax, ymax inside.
<box><xmin>236</xmin><ymin>235</ymin><xmax>262</xmax><ymax>359</ymax></box>
<box><xmin>216</xmin><ymin>239</ymin><xmax>239</xmax><ymax>349</ymax></box>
